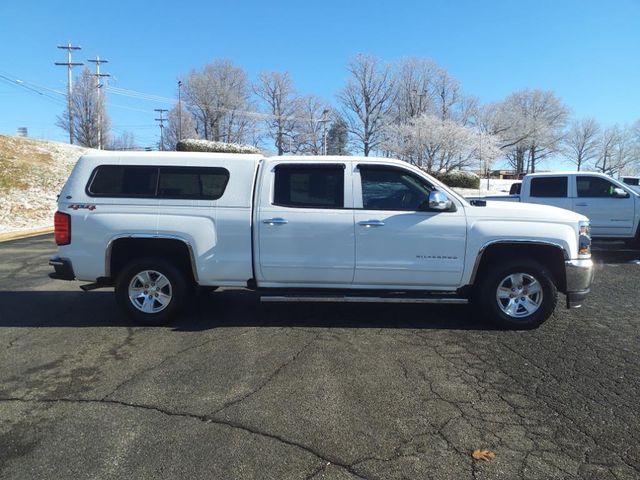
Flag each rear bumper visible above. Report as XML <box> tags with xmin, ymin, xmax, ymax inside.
<box><xmin>49</xmin><ymin>256</ymin><xmax>75</xmax><ymax>281</ymax></box>
<box><xmin>564</xmin><ymin>258</ymin><xmax>594</xmax><ymax>309</ymax></box>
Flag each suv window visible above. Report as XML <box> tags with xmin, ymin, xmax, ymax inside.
<box><xmin>273</xmin><ymin>165</ymin><xmax>344</xmax><ymax>208</ymax></box>
<box><xmin>530</xmin><ymin>177</ymin><xmax>567</xmax><ymax>197</ymax></box>
<box><xmin>577</xmin><ymin>176</ymin><xmax>623</xmax><ymax>198</ymax></box>
<box><xmin>87</xmin><ymin>165</ymin><xmax>229</xmax><ymax>199</ymax></box>
<box><xmin>359</xmin><ymin>166</ymin><xmax>434</xmax><ymax>210</ymax></box>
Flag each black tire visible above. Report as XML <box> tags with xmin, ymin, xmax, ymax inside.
<box><xmin>115</xmin><ymin>258</ymin><xmax>188</xmax><ymax>325</ymax></box>
<box><xmin>474</xmin><ymin>259</ymin><xmax>558</xmax><ymax>330</ymax></box>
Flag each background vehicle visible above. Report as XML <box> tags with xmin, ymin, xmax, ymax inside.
<box><xmin>468</xmin><ymin>172</ymin><xmax>640</xmax><ymax>242</ymax></box>
<box><xmin>622</xmin><ymin>176</ymin><xmax>640</xmax><ymax>193</ymax></box>
<box><xmin>49</xmin><ymin>153</ymin><xmax>593</xmax><ymax>329</ymax></box>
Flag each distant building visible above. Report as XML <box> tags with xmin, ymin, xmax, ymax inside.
<box><xmin>16</xmin><ymin>127</ymin><xmax>28</xmax><ymax>137</ymax></box>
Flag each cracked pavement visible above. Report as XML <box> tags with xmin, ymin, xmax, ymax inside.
<box><xmin>0</xmin><ymin>235</ymin><xmax>639</xmax><ymax>479</ymax></box>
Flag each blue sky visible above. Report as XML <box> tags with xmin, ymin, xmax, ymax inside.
<box><xmin>0</xmin><ymin>0</ymin><xmax>639</xmax><ymax>150</ymax></box>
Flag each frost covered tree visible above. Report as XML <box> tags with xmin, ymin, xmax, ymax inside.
<box><xmin>563</xmin><ymin>118</ymin><xmax>600</xmax><ymax>171</ymax></box>
<box><xmin>382</xmin><ymin>114</ymin><xmax>501</xmax><ymax>173</ymax></box>
<box><xmin>392</xmin><ymin>57</ymin><xmax>437</xmax><ymax>123</ymax></box>
<box><xmin>294</xmin><ymin>96</ymin><xmax>331</xmax><ymax>155</ymax></box>
<box><xmin>594</xmin><ymin>125</ymin><xmax>635</xmax><ymax>176</ymax></box>
<box><xmin>338</xmin><ymin>54</ymin><xmax>396</xmax><ymax>156</ymax></box>
<box><xmin>253</xmin><ymin>71</ymin><xmax>300</xmax><ymax>155</ymax></box>
<box><xmin>181</xmin><ymin>60</ymin><xmax>254</xmax><ymax>144</ymax></box>
<box><xmin>492</xmin><ymin>90</ymin><xmax>569</xmax><ymax>173</ymax></box>
<box><xmin>56</xmin><ymin>67</ymin><xmax>111</xmax><ymax>148</ymax></box>
<box><xmin>161</xmin><ymin>103</ymin><xmax>198</xmax><ymax>151</ymax></box>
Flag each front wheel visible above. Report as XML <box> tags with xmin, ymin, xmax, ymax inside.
<box><xmin>115</xmin><ymin>258</ymin><xmax>188</xmax><ymax>325</ymax></box>
<box><xmin>475</xmin><ymin>260</ymin><xmax>558</xmax><ymax>329</ymax></box>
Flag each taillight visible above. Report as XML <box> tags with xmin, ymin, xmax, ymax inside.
<box><xmin>54</xmin><ymin>211</ymin><xmax>71</xmax><ymax>246</ymax></box>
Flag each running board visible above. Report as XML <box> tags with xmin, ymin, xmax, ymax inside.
<box><xmin>260</xmin><ymin>295</ymin><xmax>468</xmax><ymax>304</ymax></box>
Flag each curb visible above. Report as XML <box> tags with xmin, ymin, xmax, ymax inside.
<box><xmin>0</xmin><ymin>227</ymin><xmax>54</xmax><ymax>243</ymax></box>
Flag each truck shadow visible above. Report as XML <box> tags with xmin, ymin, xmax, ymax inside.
<box><xmin>0</xmin><ymin>290</ymin><xmax>498</xmax><ymax>331</ymax></box>
<box><xmin>592</xmin><ymin>241</ymin><xmax>640</xmax><ymax>266</ymax></box>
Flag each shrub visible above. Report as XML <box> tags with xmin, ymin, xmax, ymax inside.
<box><xmin>176</xmin><ymin>138</ymin><xmax>262</xmax><ymax>155</ymax></box>
<box><xmin>432</xmin><ymin>170</ymin><xmax>480</xmax><ymax>189</ymax></box>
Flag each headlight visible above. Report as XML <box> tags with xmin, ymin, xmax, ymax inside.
<box><xmin>578</xmin><ymin>221</ymin><xmax>591</xmax><ymax>257</ymax></box>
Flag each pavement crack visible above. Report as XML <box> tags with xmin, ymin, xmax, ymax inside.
<box><xmin>211</xmin><ymin>333</ymin><xmax>320</xmax><ymax>415</ymax></box>
<box><xmin>0</xmin><ymin>396</ymin><xmax>369</xmax><ymax>480</ymax></box>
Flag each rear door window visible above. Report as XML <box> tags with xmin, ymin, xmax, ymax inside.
<box><xmin>530</xmin><ymin>177</ymin><xmax>568</xmax><ymax>198</ymax></box>
<box><xmin>273</xmin><ymin>165</ymin><xmax>344</xmax><ymax>208</ymax></box>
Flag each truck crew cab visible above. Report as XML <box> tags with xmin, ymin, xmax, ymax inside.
<box><xmin>50</xmin><ymin>153</ymin><xmax>594</xmax><ymax>329</ymax></box>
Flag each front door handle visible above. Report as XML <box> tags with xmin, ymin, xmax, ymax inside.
<box><xmin>575</xmin><ymin>203</ymin><xmax>588</xmax><ymax>207</ymax></box>
<box><xmin>263</xmin><ymin>217</ymin><xmax>288</xmax><ymax>225</ymax></box>
<box><xmin>358</xmin><ymin>220</ymin><xmax>385</xmax><ymax>227</ymax></box>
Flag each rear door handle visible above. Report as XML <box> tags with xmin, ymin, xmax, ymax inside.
<box><xmin>575</xmin><ymin>203</ymin><xmax>588</xmax><ymax>207</ymax></box>
<box><xmin>358</xmin><ymin>220</ymin><xmax>385</xmax><ymax>227</ymax></box>
<box><xmin>263</xmin><ymin>217</ymin><xmax>288</xmax><ymax>225</ymax></box>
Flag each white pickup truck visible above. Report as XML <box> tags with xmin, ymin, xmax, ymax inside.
<box><xmin>49</xmin><ymin>153</ymin><xmax>594</xmax><ymax>329</ymax></box>
<box><xmin>469</xmin><ymin>172</ymin><xmax>640</xmax><ymax>242</ymax></box>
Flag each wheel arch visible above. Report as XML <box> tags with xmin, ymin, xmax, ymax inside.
<box><xmin>106</xmin><ymin>234</ymin><xmax>198</xmax><ymax>284</ymax></box>
<box><xmin>469</xmin><ymin>241</ymin><xmax>568</xmax><ymax>293</ymax></box>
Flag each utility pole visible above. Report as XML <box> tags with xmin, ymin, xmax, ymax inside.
<box><xmin>177</xmin><ymin>80</ymin><xmax>183</xmax><ymax>141</ymax></box>
<box><xmin>87</xmin><ymin>56</ymin><xmax>110</xmax><ymax>149</ymax></box>
<box><xmin>55</xmin><ymin>43</ymin><xmax>83</xmax><ymax>144</ymax></box>
<box><xmin>155</xmin><ymin>109</ymin><xmax>169</xmax><ymax>151</ymax></box>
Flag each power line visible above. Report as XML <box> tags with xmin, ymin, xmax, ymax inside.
<box><xmin>55</xmin><ymin>43</ymin><xmax>83</xmax><ymax>144</ymax></box>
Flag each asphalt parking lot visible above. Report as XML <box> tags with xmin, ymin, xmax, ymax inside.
<box><xmin>0</xmin><ymin>235</ymin><xmax>639</xmax><ymax>480</ymax></box>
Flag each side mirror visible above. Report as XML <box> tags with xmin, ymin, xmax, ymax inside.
<box><xmin>428</xmin><ymin>191</ymin><xmax>454</xmax><ymax>211</ymax></box>
<box><xmin>612</xmin><ymin>187</ymin><xmax>630</xmax><ymax>198</ymax></box>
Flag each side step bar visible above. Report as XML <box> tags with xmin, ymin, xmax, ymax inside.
<box><xmin>260</xmin><ymin>295</ymin><xmax>468</xmax><ymax>304</ymax></box>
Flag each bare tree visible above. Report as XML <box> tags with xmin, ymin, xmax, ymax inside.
<box><xmin>253</xmin><ymin>71</ymin><xmax>299</xmax><ymax>155</ymax></box>
<box><xmin>107</xmin><ymin>131</ymin><xmax>137</xmax><ymax>151</ymax></box>
<box><xmin>181</xmin><ymin>60</ymin><xmax>254</xmax><ymax>143</ymax></box>
<box><xmin>162</xmin><ymin>103</ymin><xmax>198</xmax><ymax>151</ymax></box>
<box><xmin>295</xmin><ymin>96</ymin><xmax>331</xmax><ymax>155</ymax></box>
<box><xmin>392</xmin><ymin>57</ymin><xmax>437</xmax><ymax>123</ymax></box>
<box><xmin>56</xmin><ymin>67</ymin><xmax>110</xmax><ymax>148</ymax></box>
<box><xmin>338</xmin><ymin>54</ymin><xmax>395</xmax><ymax>156</ymax></box>
<box><xmin>496</xmin><ymin>90</ymin><xmax>569</xmax><ymax>173</ymax></box>
<box><xmin>564</xmin><ymin>118</ymin><xmax>600</xmax><ymax>171</ymax></box>
<box><xmin>595</xmin><ymin>125</ymin><xmax>635</xmax><ymax>176</ymax></box>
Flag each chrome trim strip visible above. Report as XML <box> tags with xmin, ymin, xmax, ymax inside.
<box><xmin>105</xmin><ymin>233</ymin><xmax>199</xmax><ymax>282</ymax></box>
<box><xmin>260</xmin><ymin>296</ymin><xmax>468</xmax><ymax>304</ymax></box>
<box><xmin>468</xmin><ymin>239</ymin><xmax>570</xmax><ymax>285</ymax></box>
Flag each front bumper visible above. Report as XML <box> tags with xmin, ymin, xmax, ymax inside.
<box><xmin>564</xmin><ymin>258</ymin><xmax>594</xmax><ymax>308</ymax></box>
<box><xmin>49</xmin><ymin>256</ymin><xmax>75</xmax><ymax>281</ymax></box>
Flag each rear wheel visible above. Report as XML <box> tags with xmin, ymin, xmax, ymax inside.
<box><xmin>115</xmin><ymin>258</ymin><xmax>188</xmax><ymax>325</ymax></box>
<box><xmin>475</xmin><ymin>260</ymin><xmax>557</xmax><ymax>329</ymax></box>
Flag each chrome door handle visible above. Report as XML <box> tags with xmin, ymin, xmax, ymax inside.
<box><xmin>262</xmin><ymin>217</ymin><xmax>288</xmax><ymax>225</ymax></box>
<box><xmin>358</xmin><ymin>220</ymin><xmax>385</xmax><ymax>227</ymax></box>
<box><xmin>575</xmin><ymin>203</ymin><xmax>588</xmax><ymax>207</ymax></box>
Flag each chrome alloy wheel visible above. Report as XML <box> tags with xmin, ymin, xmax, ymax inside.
<box><xmin>495</xmin><ymin>272</ymin><xmax>543</xmax><ymax>318</ymax></box>
<box><xmin>128</xmin><ymin>270</ymin><xmax>172</xmax><ymax>314</ymax></box>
